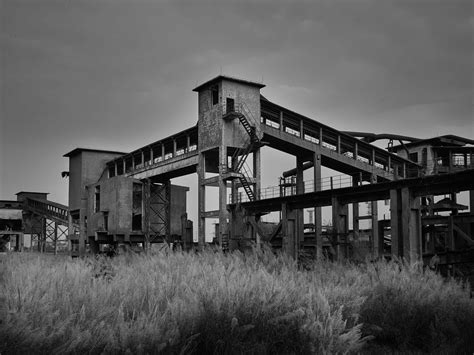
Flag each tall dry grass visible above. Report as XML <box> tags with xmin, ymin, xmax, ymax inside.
<box><xmin>0</xmin><ymin>248</ymin><xmax>472</xmax><ymax>354</ymax></box>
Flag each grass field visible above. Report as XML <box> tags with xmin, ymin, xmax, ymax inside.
<box><xmin>1</xmin><ymin>248</ymin><xmax>473</xmax><ymax>354</ymax></box>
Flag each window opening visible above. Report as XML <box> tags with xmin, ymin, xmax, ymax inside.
<box><xmin>94</xmin><ymin>186</ymin><xmax>101</xmax><ymax>212</ymax></box>
<box><xmin>226</xmin><ymin>97</ymin><xmax>234</xmax><ymax>113</ymax></box>
<box><xmin>132</xmin><ymin>183</ymin><xmax>143</xmax><ymax>230</ymax></box>
<box><xmin>211</xmin><ymin>85</ymin><xmax>219</xmax><ymax>105</ymax></box>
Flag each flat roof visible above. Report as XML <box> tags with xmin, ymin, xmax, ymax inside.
<box><xmin>192</xmin><ymin>75</ymin><xmax>266</xmax><ymax>92</ymax></box>
<box><xmin>15</xmin><ymin>191</ymin><xmax>49</xmax><ymax>196</ymax></box>
<box><xmin>64</xmin><ymin>148</ymin><xmax>127</xmax><ymax>158</ymax></box>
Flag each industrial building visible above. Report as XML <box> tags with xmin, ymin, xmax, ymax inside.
<box><xmin>3</xmin><ymin>75</ymin><xmax>473</xmax><ymax>268</ymax></box>
<box><xmin>0</xmin><ymin>192</ymin><xmax>69</xmax><ymax>253</ymax></box>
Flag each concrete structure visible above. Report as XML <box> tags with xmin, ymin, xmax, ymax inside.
<box><xmin>0</xmin><ymin>200</ymin><xmax>23</xmax><ymax>251</ymax></box>
<box><xmin>63</xmin><ymin>148</ymin><xmax>190</xmax><ymax>255</ymax></box>
<box><xmin>388</xmin><ymin>135</ymin><xmax>474</xmax><ymax>176</ymax></box>
<box><xmin>0</xmin><ymin>192</ymin><xmax>69</xmax><ymax>253</ymax></box>
<box><xmin>61</xmin><ymin>75</ymin><xmax>473</xmax><ymax>268</ymax></box>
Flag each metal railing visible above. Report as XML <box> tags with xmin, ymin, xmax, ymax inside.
<box><xmin>229</xmin><ymin>172</ymin><xmax>367</xmax><ymax>204</ymax></box>
<box><xmin>222</xmin><ymin>101</ymin><xmax>262</xmax><ymax>140</ymax></box>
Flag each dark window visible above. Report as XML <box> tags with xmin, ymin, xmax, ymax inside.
<box><xmin>226</xmin><ymin>97</ymin><xmax>234</xmax><ymax>113</ymax></box>
<box><xmin>132</xmin><ymin>183</ymin><xmax>143</xmax><ymax>230</ymax></box>
<box><xmin>211</xmin><ymin>85</ymin><xmax>219</xmax><ymax>105</ymax></box>
<box><xmin>421</xmin><ymin>148</ymin><xmax>428</xmax><ymax>166</ymax></box>
<box><xmin>409</xmin><ymin>152</ymin><xmax>418</xmax><ymax>162</ymax></box>
<box><xmin>103</xmin><ymin>212</ymin><xmax>108</xmax><ymax>231</ymax></box>
<box><xmin>94</xmin><ymin>186</ymin><xmax>101</xmax><ymax>212</ymax></box>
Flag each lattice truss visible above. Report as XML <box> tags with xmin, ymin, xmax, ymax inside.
<box><xmin>144</xmin><ymin>180</ymin><xmax>171</xmax><ymax>244</ymax></box>
<box><xmin>45</xmin><ymin>219</ymin><xmax>68</xmax><ymax>244</ymax></box>
<box><xmin>24</xmin><ymin>212</ymin><xmax>69</xmax><ymax>251</ymax></box>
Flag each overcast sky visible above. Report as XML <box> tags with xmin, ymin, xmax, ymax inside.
<box><xmin>1</xmin><ymin>0</ymin><xmax>473</xmax><ymax>206</ymax></box>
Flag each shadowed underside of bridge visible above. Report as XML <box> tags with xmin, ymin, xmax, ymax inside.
<box><xmin>228</xmin><ymin>169</ymin><xmax>474</xmax><ymax>264</ymax></box>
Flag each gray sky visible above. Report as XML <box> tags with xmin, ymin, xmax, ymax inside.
<box><xmin>1</xmin><ymin>0</ymin><xmax>473</xmax><ymax>206</ymax></box>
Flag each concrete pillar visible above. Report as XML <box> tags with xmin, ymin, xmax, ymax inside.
<box><xmin>231</xmin><ymin>154</ymin><xmax>239</xmax><ymax>204</ymax></box>
<box><xmin>143</xmin><ymin>179</ymin><xmax>151</xmax><ymax>252</ymax></box>
<box><xmin>218</xmin><ymin>146</ymin><xmax>228</xmax><ymax>249</ymax></box>
<box><xmin>296</xmin><ymin>156</ymin><xmax>305</xmax><ymax>252</ymax></box>
<box><xmin>279</xmin><ymin>111</ymin><xmax>284</xmax><ymax>131</ymax></box>
<box><xmin>313</xmin><ymin>153</ymin><xmax>322</xmax><ymax>259</ymax></box>
<box><xmin>332</xmin><ymin>196</ymin><xmax>348</xmax><ymax>261</ymax></box>
<box><xmin>198</xmin><ymin>153</ymin><xmax>206</xmax><ymax>247</ymax></box>
<box><xmin>390</xmin><ymin>188</ymin><xmax>421</xmax><ymax>262</ymax></box>
<box><xmin>79</xmin><ymin>193</ymin><xmax>88</xmax><ymax>256</ymax></box>
<box><xmin>390</xmin><ymin>188</ymin><xmax>402</xmax><ymax>258</ymax></box>
<box><xmin>282</xmin><ymin>202</ymin><xmax>297</xmax><ymax>258</ymax></box>
<box><xmin>352</xmin><ymin>176</ymin><xmax>360</xmax><ymax>241</ymax></box>
<box><xmin>371</xmin><ymin>200</ymin><xmax>381</xmax><ymax>258</ymax></box>
<box><xmin>68</xmin><ymin>212</ymin><xmax>73</xmax><ymax>253</ymax></box>
<box><xmin>401</xmin><ymin>188</ymin><xmax>421</xmax><ymax>261</ymax></box>
<box><xmin>18</xmin><ymin>233</ymin><xmax>24</xmax><ymax>252</ymax></box>
<box><xmin>253</xmin><ymin>148</ymin><xmax>261</xmax><ymax>200</ymax></box>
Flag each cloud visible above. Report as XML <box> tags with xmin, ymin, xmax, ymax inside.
<box><xmin>1</xmin><ymin>0</ymin><xmax>472</xmax><ymax>203</ymax></box>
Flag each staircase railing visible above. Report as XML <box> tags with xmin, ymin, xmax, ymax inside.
<box><xmin>223</xmin><ymin>101</ymin><xmax>263</xmax><ymax>202</ymax></box>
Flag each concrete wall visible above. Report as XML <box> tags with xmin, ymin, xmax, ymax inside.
<box><xmin>198</xmin><ymin>83</ymin><xmax>223</xmax><ymax>151</ymax></box>
<box><xmin>87</xmin><ymin>176</ymin><xmax>135</xmax><ymax>236</ymax></box>
<box><xmin>68</xmin><ymin>154</ymin><xmax>83</xmax><ymax>211</ymax></box>
<box><xmin>16</xmin><ymin>192</ymin><xmax>49</xmax><ymax>202</ymax></box>
<box><xmin>394</xmin><ymin>144</ymin><xmax>434</xmax><ymax>175</ymax></box>
<box><xmin>197</xmin><ymin>78</ymin><xmax>262</xmax><ymax>152</ymax></box>
<box><xmin>68</xmin><ymin>150</ymin><xmax>124</xmax><ymax>211</ymax></box>
<box><xmin>221</xmin><ymin>79</ymin><xmax>262</xmax><ymax>148</ymax></box>
<box><xmin>169</xmin><ymin>185</ymin><xmax>188</xmax><ymax>235</ymax></box>
<box><xmin>86</xmin><ymin>177</ymin><xmax>188</xmax><ymax>238</ymax></box>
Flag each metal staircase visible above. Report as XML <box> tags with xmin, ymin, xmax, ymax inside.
<box><xmin>238</xmin><ymin>163</ymin><xmax>256</xmax><ymax>201</ymax></box>
<box><xmin>224</xmin><ymin>102</ymin><xmax>261</xmax><ymax>202</ymax></box>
